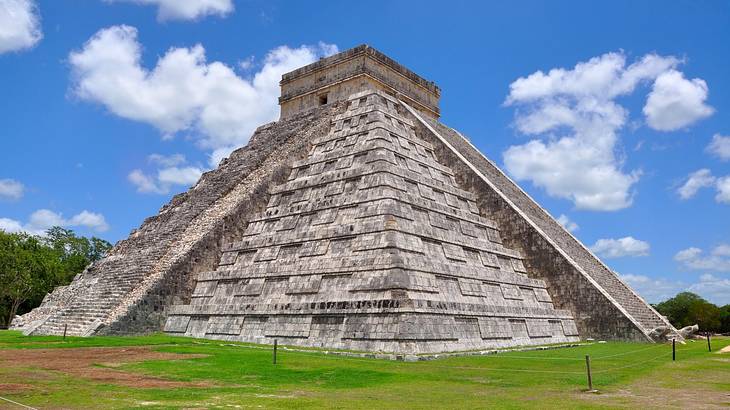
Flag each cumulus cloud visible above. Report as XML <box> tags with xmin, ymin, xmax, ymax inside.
<box><xmin>677</xmin><ymin>169</ymin><xmax>716</xmax><ymax>200</ymax></box>
<box><xmin>106</xmin><ymin>0</ymin><xmax>233</xmax><ymax>21</ymax></box>
<box><xmin>556</xmin><ymin>214</ymin><xmax>579</xmax><ymax>232</ymax></box>
<box><xmin>643</xmin><ymin>70</ymin><xmax>714</xmax><ymax>131</ymax></box>
<box><xmin>69</xmin><ymin>25</ymin><xmax>337</xmax><ymax>167</ymax></box>
<box><xmin>0</xmin><ymin>178</ymin><xmax>24</xmax><ymax>200</ymax></box>
<box><xmin>0</xmin><ymin>209</ymin><xmax>109</xmax><ymax>235</ymax></box>
<box><xmin>717</xmin><ymin>176</ymin><xmax>730</xmax><ymax>204</ymax></box>
<box><xmin>677</xmin><ymin>169</ymin><xmax>730</xmax><ymax>204</ymax></box>
<box><xmin>675</xmin><ymin>244</ymin><xmax>730</xmax><ymax>272</ymax></box>
<box><xmin>706</xmin><ymin>134</ymin><xmax>730</xmax><ymax>161</ymax></box>
<box><xmin>0</xmin><ymin>0</ymin><xmax>42</xmax><ymax>54</ymax></box>
<box><xmin>591</xmin><ymin>236</ymin><xmax>650</xmax><ymax>258</ymax></box>
<box><xmin>688</xmin><ymin>274</ymin><xmax>730</xmax><ymax>305</ymax></box>
<box><xmin>128</xmin><ymin>153</ymin><xmax>204</xmax><ymax>194</ymax></box>
<box><xmin>503</xmin><ymin>52</ymin><xmax>711</xmax><ymax>211</ymax></box>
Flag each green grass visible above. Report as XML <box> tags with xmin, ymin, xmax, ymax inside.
<box><xmin>1</xmin><ymin>330</ymin><xmax>728</xmax><ymax>409</ymax></box>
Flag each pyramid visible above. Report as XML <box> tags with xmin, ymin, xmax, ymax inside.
<box><xmin>14</xmin><ymin>45</ymin><xmax>678</xmax><ymax>353</ymax></box>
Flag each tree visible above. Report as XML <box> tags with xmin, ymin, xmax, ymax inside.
<box><xmin>720</xmin><ymin>305</ymin><xmax>730</xmax><ymax>334</ymax></box>
<box><xmin>42</xmin><ymin>227</ymin><xmax>111</xmax><ymax>284</ymax></box>
<box><xmin>0</xmin><ymin>227</ymin><xmax>112</xmax><ymax>326</ymax></box>
<box><xmin>655</xmin><ymin>292</ymin><xmax>723</xmax><ymax>333</ymax></box>
<box><xmin>0</xmin><ymin>232</ymin><xmax>62</xmax><ymax>326</ymax></box>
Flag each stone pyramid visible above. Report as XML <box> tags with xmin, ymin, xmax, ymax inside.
<box><xmin>15</xmin><ymin>45</ymin><xmax>679</xmax><ymax>353</ymax></box>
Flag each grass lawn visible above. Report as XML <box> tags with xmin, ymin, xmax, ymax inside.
<box><xmin>0</xmin><ymin>331</ymin><xmax>728</xmax><ymax>409</ymax></box>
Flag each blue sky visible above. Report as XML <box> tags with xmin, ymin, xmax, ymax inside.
<box><xmin>1</xmin><ymin>0</ymin><xmax>729</xmax><ymax>304</ymax></box>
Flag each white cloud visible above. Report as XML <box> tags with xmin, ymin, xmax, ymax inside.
<box><xmin>0</xmin><ymin>178</ymin><xmax>24</xmax><ymax>200</ymax></box>
<box><xmin>70</xmin><ymin>25</ymin><xmax>337</xmax><ymax>168</ymax></box>
<box><xmin>619</xmin><ymin>273</ymin><xmax>686</xmax><ymax>304</ymax></box>
<box><xmin>591</xmin><ymin>236</ymin><xmax>650</xmax><ymax>258</ymax></box>
<box><xmin>675</xmin><ymin>244</ymin><xmax>730</xmax><ymax>272</ymax></box>
<box><xmin>688</xmin><ymin>274</ymin><xmax>730</xmax><ymax>305</ymax></box>
<box><xmin>128</xmin><ymin>169</ymin><xmax>162</xmax><ymax>194</ymax></box>
<box><xmin>128</xmin><ymin>153</ymin><xmax>204</xmax><ymax>194</ymax></box>
<box><xmin>556</xmin><ymin>214</ymin><xmax>579</xmax><ymax>232</ymax></box>
<box><xmin>158</xmin><ymin>166</ymin><xmax>203</xmax><ymax>186</ymax></box>
<box><xmin>676</xmin><ymin>169</ymin><xmax>730</xmax><ymax>205</ymax></box>
<box><xmin>716</xmin><ymin>176</ymin><xmax>730</xmax><ymax>204</ymax></box>
<box><xmin>643</xmin><ymin>70</ymin><xmax>714</xmax><ymax>131</ymax></box>
<box><xmin>503</xmin><ymin>52</ymin><xmax>710</xmax><ymax>211</ymax></box>
<box><xmin>148</xmin><ymin>153</ymin><xmax>186</xmax><ymax>167</ymax></box>
<box><xmin>106</xmin><ymin>0</ymin><xmax>233</xmax><ymax>21</ymax></box>
<box><xmin>677</xmin><ymin>169</ymin><xmax>716</xmax><ymax>199</ymax></box>
<box><xmin>714</xmin><ymin>244</ymin><xmax>730</xmax><ymax>257</ymax></box>
<box><xmin>0</xmin><ymin>209</ymin><xmax>109</xmax><ymax>235</ymax></box>
<box><xmin>0</xmin><ymin>0</ymin><xmax>42</xmax><ymax>54</ymax></box>
<box><xmin>620</xmin><ymin>272</ymin><xmax>730</xmax><ymax>305</ymax></box>
<box><xmin>67</xmin><ymin>210</ymin><xmax>110</xmax><ymax>232</ymax></box>
<box><xmin>706</xmin><ymin>134</ymin><xmax>730</xmax><ymax>161</ymax></box>
<box><xmin>0</xmin><ymin>217</ymin><xmax>24</xmax><ymax>233</ymax></box>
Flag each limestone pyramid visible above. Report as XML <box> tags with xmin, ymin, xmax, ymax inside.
<box><xmin>14</xmin><ymin>45</ymin><xmax>678</xmax><ymax>353</ymax></box>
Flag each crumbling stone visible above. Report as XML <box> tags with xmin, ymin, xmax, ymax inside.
<box><xmin>14</xmin><ymin>44</ymin><xmax>679</xmax><ymax>353</ymax></box>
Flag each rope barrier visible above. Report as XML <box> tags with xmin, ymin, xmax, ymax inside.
<box><xmin>0</xmin><ymin>396</ymin><xmax>38</xmax><ymax>410</ymax></box>
<box><xmin>592</xmin><ymin>343</ymin><xmax>667</xmax><ymax>360</ymax></box>
<box><xmin>592</xmin><ymin>353</ymin><xmax>666</xmax><ymax>374</ymax></box>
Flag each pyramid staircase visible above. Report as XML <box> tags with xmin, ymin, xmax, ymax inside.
<box><xmin>164</xmin><ymin>90</ymin><xmax>581</xmax><ymax>354</ymax></box>
<box><xmin>413</xmin><ymin>109</ymin><xmax>676</xmax><ymax>341</ymax></box>
<box><xmin>28</xmin><ymin>255</ymin><xmax>154</xmax><ymax>336</ymax></box>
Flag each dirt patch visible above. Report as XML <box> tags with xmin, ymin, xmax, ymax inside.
<box><xmin>0</xmin><ymin>346</ymin><xmax>209</xmax><ymax>388</ymax></box>
<box><xmin>719</xmin><ymin>345</ymin><xmax>730</xmax><ymax>354</ymax></box>
<box><xmin>0</xmin><ymin>383</ymin><xmax>34</xmax><ymax>393</ymax></box>
<box><xmin>586</xmin><ymin>385</ymin><xmax>729</xmax><ymax>409</ymax></box>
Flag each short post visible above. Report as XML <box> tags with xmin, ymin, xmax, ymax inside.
<box><xmin>585</xmin><ymin>355</ymin><xmax>594</xmax><ymax>392</ymax></box>
<box><xmin>63</xmin><ymin>324</ymin><xmax>67</xmax><ymax>341</ymax></box>
<box><xmin>706</xmin><ymin>333</ymin><xmax>711</xmax><ymax>352</ymax></box>
<box><xmin>273</xmin><ymin>339</ymin><xmax>278</xmax><ymax>364</ymax></box>
<box><xmin>672</xmin><ymin>339</ymin><xmax>676</xmax><ymax>361</ymax></box>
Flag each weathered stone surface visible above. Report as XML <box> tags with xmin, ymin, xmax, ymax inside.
<box><xmin>163</xmin><ymin>90</ymin><xmax>580</xmax><ymax>354</ymax></box>
<box><xmin>407</xmin><ymin>105</ymin><xmax>678</xmax><ymax>342</ymax></box>
<box><xmin>13</xmin><ymin>103</ymin><xmax>341</xmax><ymax>336</ymax></box>
<box><xmin>15</xmin><ymin>44</ymin><xmax>678</xmax><ymax>353</ymax></box>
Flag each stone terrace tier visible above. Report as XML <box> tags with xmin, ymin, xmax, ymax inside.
<box><xmin>164</xmin><ymin>91</ymin><xmax>580</xmax><ymax>354</ymax></box>
<box><xmin>405</xmin><ymin>102</ymin><xmax>678</xmax><ymax>342</ymax></box>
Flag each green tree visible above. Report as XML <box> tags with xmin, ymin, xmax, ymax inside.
<box><xmin>655</xmin><ymin>292</ymin><xmax>723</xmax><ymax>332</ymax></box>
<box><xmin>42</xmin><ymin>227</ymin><xmax>111</xmax><ymax>284</ymax></box>
<box><xmin>720</xmin><ymin>305</ymin><xmax>730</xmax><ymax>334</ymax></box>
<box><xmin>0</xmin><ymin>232</ymin><xmax>62</xmax><ymax>326</ymax></box>
<box><xmin>0</xmin><ymin>227</ymin><xmax>112</xmax><ymax>326</ymax></box>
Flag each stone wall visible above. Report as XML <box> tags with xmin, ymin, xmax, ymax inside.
<box><xmin>14</xmin><ymin>103</ymin><xmax>343</xmax><ymax>336</ymax></box>
<box><xmin>280</xmin><ymin>45</ymin><xmax>440</xmax><ymax>119</ymax></box>
<box><xmin>409</xmin><ymin>110</ymin><xmax>675</xmax><ymax>342</ymax></box>
<box><xmin>163</xmin><ymin>90</ymin><xmax>580</xmax><ymax>354</ymax></box>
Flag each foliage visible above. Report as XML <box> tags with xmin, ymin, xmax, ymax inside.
<box><xmin>721</xmin><ymin>304</ymin><xmax>730</xmax><ymax>334</ymax></box>
<box><xmin>0</xmin><ymin>227</ymin><xmax>111</xmax><ymax>326</ymax></box>
<box><xmin>42</xmin><ymin>227</ymin><xmax>112</xmax><ymax>284</ymax></box>
<box><xmin>654</xmin><ymin>292</ymin><xmax>727</xmax><ymax>333</ymax></box>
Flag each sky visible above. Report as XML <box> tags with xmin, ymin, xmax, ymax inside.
<box><xmin>0</xmin><ymin>0</ymin><xmax>729</xmax><ymax>305</ymax></box>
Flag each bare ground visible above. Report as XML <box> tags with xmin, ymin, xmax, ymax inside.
<box><xmin>0</xmin><ymin>346</ymin><xmax>209</xmax><ymax>390</ymax></box>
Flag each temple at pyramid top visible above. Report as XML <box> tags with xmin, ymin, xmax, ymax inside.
<box><xmin>279</xmin><ymin>44</ymin><xmax>441</xmax><ymax>119</ymax></box>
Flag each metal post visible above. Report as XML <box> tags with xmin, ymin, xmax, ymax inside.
<box><xmin>707</xmin><ymin>333</ymin><xmax>711</xmax><ymax>352</ymax></box>
<box><xmin>672</xmin><ymin>339</ymin><xmax>676</xmax><ymax>361</ymax></box>
<box><xmin>273</xmin><ymin>339</ymin><xmax>278</xmax><ymax>364</ymax></box>
<box><xmin>63</xmin><ymin>324</ymin><xmax>67</xmax><ymax>341</ymax></box>
<box><xmin>585</xmin><ymin>355</ymin><xmax>593</xmax><ymax>392</ymax></box>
